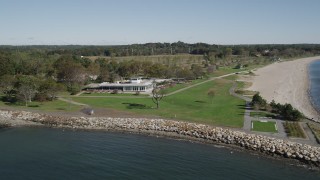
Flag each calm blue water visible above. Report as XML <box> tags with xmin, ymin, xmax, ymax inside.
<box><xmin>0</xmin><ymin>127</ymin><xmax>319</xmax><ymax>180</ymax></box>
<box><xmin>309</xmin><ymin>60</ymin><xmax>320</xmax><ymax>112</ymax></box>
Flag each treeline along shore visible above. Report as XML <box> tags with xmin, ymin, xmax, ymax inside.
<box><xmin>1</xmin><ymin>109</ymin><xmax>319</xmax><ymax>168</ymax></box>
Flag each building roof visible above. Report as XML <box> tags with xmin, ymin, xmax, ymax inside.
<box><xmin>86</xmin><ymin>80</ymin><xmax>153</xmax><ymax>88</ymax></box>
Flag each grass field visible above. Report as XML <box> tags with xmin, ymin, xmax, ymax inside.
<box><xmin>163</xmin><ymin>68</ymin><xmax>245</xmax><ymax>94</ymax></box>
<box><xmin>72</xmin><ymin>79</ymin><xmax>245</xmax><ymax>127</ymax></box>
<box><xmin>283</xmin><ymin>122</ymin><xmax>306</xmax><ymax>138</ymax></box>
<box><xmin>0</xmin><ymin>67</ymin><xmax>247</xmax><ymax>127</ymax></box>
<box><xmin>0</xmin><ymin>97</ymin><xmax>82</xmax><ymax>112</ymax></box>
<box><xmin>251</xmin><ymin>121</ymin><xmax>277</xmax><ymax>133</ymax></box>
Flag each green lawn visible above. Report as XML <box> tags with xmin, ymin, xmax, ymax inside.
<box><xmin>163</xmin><ymin>68</ymin><xmax>245</xmax><ymax>94</ymax></box>
<box><xmin>72</xmin><ymin>79</ymin><xmax>245</xmax><ymax>127</ymax></box>
<box><xmin>0</xmin><ymin>98</ymin><xmax>82</xmax><ymax>112</ymax></box>
<box><xmin>251</xmin><ymin>121</ymin><xmax>277</xmax><ymax>133</ymax></box>
<box><xmin>163</xmin><ymin>78</ymin><xmax>206</xmax><ymax>94</ymax></box>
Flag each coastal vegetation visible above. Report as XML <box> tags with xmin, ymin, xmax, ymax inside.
<box><xmin>0</xmin><ymin>43</ymin><xmax>319</xmax><ymax>127</ymax></box>
<box><xmin>71</xmin><ymin>79</ymin><xmax>245</xmax><ymax>127</ymax></box>
<box><xmin>283</xmin><ymin>122</ymin><xmax>306</xmax><ymax>138</ymax></box>
<box><xmin>308</xmin><ymin>123</ymin><xmax>320</xmax><ymax>143</ymax></box>
<box><xmin>251</xmin><ymin>93</ymin><xmax>303</xmax><ymax>121</ymax></box>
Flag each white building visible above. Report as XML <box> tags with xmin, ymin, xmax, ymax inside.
<box><xmin>85</xmin><ymin>77</ymin><xmax>154</xmax><ymax>92</ymax></box>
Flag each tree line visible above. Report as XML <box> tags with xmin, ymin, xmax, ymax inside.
<box><xmin>1</xmin><ymin>42</ymin><xmax>320</xmax><ymax>58</ymax></box>
<box><xmin>251</xmin><ymin>93</ymin><xmax>303</xmax><ymax>121</ymax></box>
<box><xmin>0</xmin><ymin>42</ymin><xmax>319</xmax><ymax>106</ymax></box>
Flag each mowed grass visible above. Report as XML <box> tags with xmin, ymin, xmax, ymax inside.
<box><xmin>0</xmin><ymin>97</ymin><xmax>82</xmax><ymax>112</ymax></box>
<box><xmin>72</xmin><ymin>79</ymin><xmax>245</xmax><ymax>127</ymax></box>
<box><xmin>163</xmin><ymin>68</ymin><xmax>245</xmax><ymax>94</ymax></box>
<box><xmin>251</xmin><ymin>121</ymin><xmax>277</xmax><ymax>133</ymax></box>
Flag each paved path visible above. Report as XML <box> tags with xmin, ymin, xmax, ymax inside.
<box><xmin>165</xmin><ymin>71</ymin><xmax>248</xmax><ymax>96</ymax></box>
<box><xmin>228</xmin><ymin>81</ymin><xmax>319</xmax><ymax>146</ymax></box>
<box><xmin>58</xmin><ymin>97</ymin><xmax>87</xmax><ymax>106</ymax></box>
<box><xmin>61</xmin><ymin>71</ymin><xmax>248</xmax><ymax>99</ymax></box>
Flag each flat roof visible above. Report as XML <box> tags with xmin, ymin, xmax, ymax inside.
<box><xmin>86</xmin><ymin>81</ymin><xmax>153</xmax><ymax>88</ymax></box>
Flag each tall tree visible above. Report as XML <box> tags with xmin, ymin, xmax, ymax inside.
<box><xmin>0</xmin><ymin>75</ymin><xmax>16</xmax><ymax>102</ymax></box>
<box><xmin>151</xmin><ymin>85</ymin><xmax>164</xmax><ymax>109</ymax></box>
<box><xmin>15</xmin><ymin>75</ymin><xmax>39</xmax><ymax>106</ymax></box>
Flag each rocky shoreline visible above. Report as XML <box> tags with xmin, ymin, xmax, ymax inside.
<box><xmin>1</xmin><ymin>109</ymin><xmax>320</xmax><ymax>167</ymax></box>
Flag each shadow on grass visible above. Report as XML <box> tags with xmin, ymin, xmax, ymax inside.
<box><xmin>28</xmin><ymin>104</ymin><xmax>40</xmax><ymax>108</ymax></box>
<box><xmin>122</xmin><ymin>103</ymin><xmax>151</xmax><ymax>109</ymax></box>
<box><xmin>194</xmin><ymin>100</ymin><xmax>207</xmax><ymax>103</ymax></box>
<box><xmin>237</xmin><ymin>104</ymin><xmax>253</xmax><ymax>110</ymax></box>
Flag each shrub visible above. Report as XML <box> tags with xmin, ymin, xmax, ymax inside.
<box><xmin>111</xmin><ymin>89</ymin><xmax>119</xmax><ymax>94</ymax></box>
<box><xmin>251</xmin><ymin>93</ymin><xmax>267</xmax><ymax>109</ymax></box>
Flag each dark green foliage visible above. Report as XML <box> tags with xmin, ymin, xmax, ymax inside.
<box><xmin>0</xmin><ymin>43</ymin><xmax>319</xmax><ymax>106</ymax></box>
<box><xmin>253</xmin><ymin>95</ymin><xmax>303</xmax><ymax>121</ymax></box>
<box><xmin>251</xmin><ymin>93</ymin><xmax>267</xmax><ymax>110</ymax></box>
<box><xmin>270</xmin><ymin>101</ymin><xmax>303</xmax><ymax>121</ymax></box>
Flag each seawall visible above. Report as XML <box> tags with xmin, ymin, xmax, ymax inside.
<box><xmin>0</xmin><ymin>109</ymin><xmax>319</xmax><ymax>167</ymax></box>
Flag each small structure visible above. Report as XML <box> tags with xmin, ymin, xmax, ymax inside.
<box><xmin>84</xmin><ymin>77</ymin><xmax>154</xmax><ymax>93</ymax></box>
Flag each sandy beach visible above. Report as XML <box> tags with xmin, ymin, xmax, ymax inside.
<box><xmin>246</xmin><ymin>56</ymin><xmax>320</xmax><ymax>121</ymax></box>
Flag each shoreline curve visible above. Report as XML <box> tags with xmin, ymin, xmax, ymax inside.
<box><xmin>247</xmin><ymin>56</ymin><xmax>320</xmax><ymax>121</ymax></box>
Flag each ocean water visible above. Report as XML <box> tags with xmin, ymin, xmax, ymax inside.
<box><xmin>309</xmin><ymin>60</ymin><xmax>320</xmax><ymax>112</ymax></box>
<box><xmin>0</xmin><ymin>127</ymin><xmax>319</xmax><ymax>180</ymax></box>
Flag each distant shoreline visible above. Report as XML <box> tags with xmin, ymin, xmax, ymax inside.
<box><xmin>308</xmin><ymin>60</ymin><xmax>320</xmax><ymax>119</ymax></box>
<box><xmin>247</xmin><ymin>56</ymin><xmax>320</xmax><ymax>121</ymax></box>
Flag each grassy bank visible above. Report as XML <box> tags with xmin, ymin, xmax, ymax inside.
<box><xmin>0</xmin><ymin>97</ymin><xmax>81</xmax><ymax>112</ymax></box>
<box><xmin>72</xmin><ymin>79</ymin><xmax>245</xmax><ymax>127</ymax></box>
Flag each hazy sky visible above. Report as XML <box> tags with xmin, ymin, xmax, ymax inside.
<box><xmin>1</xmin><ymin>0</ymin><xmax>320</xmax><ymax>45</ymax></box>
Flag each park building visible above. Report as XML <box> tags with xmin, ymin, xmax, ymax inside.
<box><xmin>84</xmin><ymin>77</ymin><xmax>154</xmax><ymax>93</ymax></box>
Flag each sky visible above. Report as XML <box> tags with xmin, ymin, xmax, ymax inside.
<box><xmin>1</xmin><ymin>0</ymin><xmax>320</xmax><ymax>45</ymax></box>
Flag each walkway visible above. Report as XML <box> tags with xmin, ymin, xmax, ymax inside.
<box><xmin>229</xmin><ymin>82</ymin><xmax>319</xmax><ymax>146</ymax></box>
<box><xmin>165</xmin><ymin>71</ymin><xmax>248</xmax><ymax>96</ymax></box>
<box><xmin>61</xmin><ymin>71</ymin><xmax>248</xmax><ymax>99</ymax></box>
<box><xmin>58</xmin><ymin>97</ymin><xmax>88</xmax><ymax>106</ymax></box>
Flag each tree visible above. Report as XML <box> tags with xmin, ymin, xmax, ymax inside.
<box><xmin>15</xmin><ymin>75</ymin><xmax>39</xmax><ymax>106</ymax></box>
<box><xmin>176</xmin><ymin>68</ymin><xmax>195</xmax><ymax>80</ymax></box>
<box><xmin>55</xmin><ymin>57</ymin><xmax>86</xmax><ymax>93</ymax></box>
<box><xmin>0</xmin><ymin>75</ymin><xmax>16</xmax><ymax>102</ymax></box>
<box><xmin>207</xmin><ymin>89</ymin><xmax>215</xmax><ymax>104</ymax></box>
<box><xmin>251</xmin><ymin>93</ymin><xmax>267</xmax><ymax>110</ymax></box>
<box><xmin>37</xmin><ymin>79</ymin><xmax>65</xmax><ymax>101</ymax></box>
<box><xmin>151</xmin><ymin>85</ymin><xmax>164</xmax><ymax>109</ymax></box>
<box><xmin>191</xmin><ymin>64</ymin><xmax>204</xmax><ymax>78</ymax></box>
<box><xmin>224</xmin><ymin>48</ymin><xmax>233</xmax><ymax>60</ymax></box>
<box><xmin>0</xmin><ymin>56</ymin><xmax>15</xmax><ymax>76</ymax></box>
